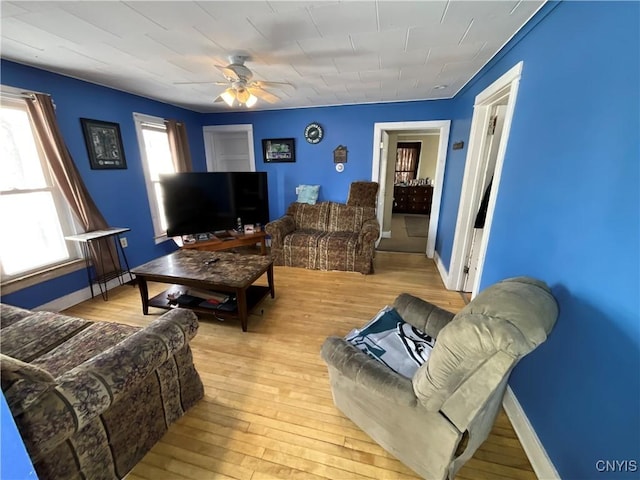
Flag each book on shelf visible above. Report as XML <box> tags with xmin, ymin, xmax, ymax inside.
<box><xmin>198</xmin><ymin>296</ymin><xmax>237</xmax><ymax>312</ymax></box>
<box><xmin>215</xmin><ymin>298</ymin><xmax>237</xmax><ymax>312</ymax></box>
<box><xmin>187</xmin><ymin>288</ymin><xmax>229</xmax><ymax>303</ymax></box>
<box><xmin>174</xmin><ymin>294</ymin><xmax>204</xmax><ymax>307</ymax></box>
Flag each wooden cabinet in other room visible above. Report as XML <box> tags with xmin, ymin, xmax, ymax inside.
<box><xmin>393</xmin><ymin>185</ymin><xmax>433</xmax><ymax>215</ymax></box>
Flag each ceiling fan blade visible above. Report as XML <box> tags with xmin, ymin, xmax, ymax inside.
<box><xmin>174</xmin><ymin>81</ymin><xmax>212</xmax><ymax>85</ymax></box>
<box><xmin>248</xmin><ymin>87</ymin><xmax>279</xmax><ymax>104</ymax></box>
<box><xmin>254</xmin><ymin>81</ymin><xmax>294</xmax><ymax>89</ymax></box>
<box><xmin>174</xmin><ymin>81</ymin><xmax>229</xmax><ymax>86</ymax></box>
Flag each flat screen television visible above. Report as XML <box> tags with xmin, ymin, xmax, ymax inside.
<box><xmin>160</xmin><ymin>172</ymin><xmax>270</xmax><ymax>237</ymax></box>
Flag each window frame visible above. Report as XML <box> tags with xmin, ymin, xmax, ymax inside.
<box><xmin>133</xmin><ymin>112</ymin><xmax>175</xmax><ymax>243</ymax></box>
<box><xmin>0</xmin><ymin>89</ymin><xmax>83</xmax><ymax>291</ymax></box>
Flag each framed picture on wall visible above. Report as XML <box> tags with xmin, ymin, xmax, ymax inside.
<box><xmin>262</xmin><ymin>138</ymin><xmax>296</xmax><ymax>163</ymax></box>
<box><xmin>81</xmin><ymin>118</ymin><xmax>127</xmax><ymax>169</ymax></box>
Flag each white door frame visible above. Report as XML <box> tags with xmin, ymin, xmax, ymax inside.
<box><xmin>202</xmin><ymin>124</ymin><xmax>256</xmax><ymax>172</ymax></box>
<box><xmin>447</xmin><ymin>61</ymin><xmax>523</xmax><ymax>295</ymax></box>
<box><xmin>371</xmin><ymin>120</ymin><xmax>451</xmax><ymax>258</ymax></box>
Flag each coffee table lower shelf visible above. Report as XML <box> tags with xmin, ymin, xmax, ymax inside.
<box><xmin>148</xmin><ymin>284</ymin><xmax>271</xmax><ymax>326</ymax></box>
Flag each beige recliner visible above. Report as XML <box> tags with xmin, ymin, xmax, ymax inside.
<box><xmin>321</xmin><ymin>276</ymin><xmax>558</xmax><ymax>479</ymax></box>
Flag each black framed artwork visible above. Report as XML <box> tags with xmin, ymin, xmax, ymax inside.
<box><xmin>80</xmin><ymin>118</ymin><xmax>127</xmax><ymax>169</ymax></box>
<box><xmin>262</xmin><ymin>138</ymin><xmax>296</xmax><ymax>163</ymax></box>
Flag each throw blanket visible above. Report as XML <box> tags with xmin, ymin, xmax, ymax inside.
<box><xmin>346</xmin><ymin>306</ymin><xmax>435</xmax><ymax>378</ymax></box>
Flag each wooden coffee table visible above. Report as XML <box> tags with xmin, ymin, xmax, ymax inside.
<box><xmin>132</xmin><ymin>249</ymin><xmax>274</xmax><ymax>332</ymax></box>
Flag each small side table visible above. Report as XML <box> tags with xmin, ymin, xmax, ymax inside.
<box><xmin>66</xmin><ymin>227</ymin><xmax>132</xmax><ymax>300</ymax></box>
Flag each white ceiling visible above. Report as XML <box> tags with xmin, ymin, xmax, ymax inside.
<box><xmin>0</xmin><ymin>1</ymin><xmax>545</xmax><ymax>113</ymax></box>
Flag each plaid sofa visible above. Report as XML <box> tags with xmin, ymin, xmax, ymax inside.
<box><xmin>1</xmin><ymin>304</ymin><xmax>204</xmax><ymax>479</ymax></box>
<box><xmin>265</xmin><ymin>201</ymin><xmax>380</xmax><ymax>274</ymax></box>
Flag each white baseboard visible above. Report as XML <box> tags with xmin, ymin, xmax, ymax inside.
<box><xmin>433</xmin><ymin>251</ymin><xmax>452</xmax><ymax>289</ymax></box>
<box><xmin>503</xmin><ymin>386</ymin><xmax>560</xmax><ymax>480</ymax></box>
<box><xmin>381</xmin><ymin>230</ymin><xmax>391</xmax><ymax>239</ymax></box>
<box><xmin>36</xmin><ymin>273</ymin><xmax>135</xmax><ymax>312</ymax></box>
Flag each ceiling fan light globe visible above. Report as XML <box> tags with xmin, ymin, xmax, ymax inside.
<box><xmin>221</xmin><ymin>89</ymin><xmax>235</xmax><ymax>107</ymax></box>
<box><xmin>246</xmin><ymin>94</ymin><xmax>258</xmax><ymax>107</ymax></box>
<box><xmin>236</xmin><ymin>88</ymin><xmax>250</xmax><ymax>104</ymax></box>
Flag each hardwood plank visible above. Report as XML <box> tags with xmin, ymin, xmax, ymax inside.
<box><xmin>139</xmin><ymin>451</ymin><xmax>238</xmax><ymax>480</ymax></box>
<box><xmin>150</xmin><ymin>442</ymin><xmax>254</xmax><ymax>480</ymax></box>
<box><xmin>61</xmin><ymin>252</ymin><xmax>535</xmax><ymax>480</ymax></box>
<box><xmin>128</xmin><ymin>461</ymin><xmax>193</xmax><ymax>480</ymax></box>
<box><xmin>240</xmin><ymin>456</ymin><xmax>327</xmax><ymax>480</ymax></box>
<box><xmin>247</xmin><ymin>423</ymin><xmax>417</xmax><ymax>476</ymax></box>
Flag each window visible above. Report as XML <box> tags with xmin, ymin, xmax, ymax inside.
<box><xmin>394</xmin><ymin>142</ymin><xmax>422</xmax><ymax>184</ymax></box>
<box><xmin>133</xmin><ymin>113</ymin><xmax>175</xmax><ymax>240</ymax></box>
<box><xmin>0</xmin><ymin>95</ymin><xmax>80</xmax><ymax>282</ymax></box>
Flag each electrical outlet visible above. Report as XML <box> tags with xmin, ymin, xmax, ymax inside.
<box><xmin>119</xmin><ymin>237</ymin><xmax>128</xmax><ymax>248</ymax></box>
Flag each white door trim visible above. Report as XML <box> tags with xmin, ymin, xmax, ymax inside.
<box><xmin>371</xmin><ymin>120</ymin><xmax>451</xmax><ymax>258</ymax></box>
<box><xmin>448</xmin><ymin>61</ymin><xmax>523</xmax><ymax>294</ymax></box>
<box><xmin>202</xmin><ymin>124</ymin><xmax>256</xmax><ymax>172</ymax></box>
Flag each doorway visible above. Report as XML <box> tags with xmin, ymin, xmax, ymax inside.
<box><xmin>371</xmin><ymin>121</ymin><xmax>451</xmax><ymax>258</ymax></box>
<box><xmin>203</xmin><ymin>124</ymin><xmax>256</xmax><ymax>172</ymax></box>
<box><xmin>447</xmin><ymin>62</ymin><xmax>523</xmax><ymax>297</ymax></box>
<box><xmin>378</xmin><ymin>137</ymin><xmax>435</xmax><ymax>253</ymax></box>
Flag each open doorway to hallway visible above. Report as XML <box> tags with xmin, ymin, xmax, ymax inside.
<box><xmin>378</xmin><ymin>135</ymin><xmax>436</xmax><ymax>253</ymax></box>
<box><xmin>371</xmin><ymin>121</ymin><xmax>450</xmax><ymax>257</ymax></box>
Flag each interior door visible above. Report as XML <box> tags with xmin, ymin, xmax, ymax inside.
<box><xmin>203</xmin><ymin>126</ymin><xmax>255</xmax><ymax>172</ymax></box>
<box><xmin>463</xmin><ymin>105</ymin><xmax>507</xmax><ymax>292</ymax></box>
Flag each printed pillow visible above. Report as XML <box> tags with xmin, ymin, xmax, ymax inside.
<box><xmin>297</xmin><ymin>185</ymin><xmax>320</xmax><ymax>205</ymax></box>
<box><xmin>346</xmin><ymin>306</ymin><xmax>435</xmax><ymax>378</ymax></box>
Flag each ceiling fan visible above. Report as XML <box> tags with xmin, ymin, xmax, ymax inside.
<box><xmin>175</xmin><ymin>54</ymin><xmax>293</xmax><ymax>108</ymax></box>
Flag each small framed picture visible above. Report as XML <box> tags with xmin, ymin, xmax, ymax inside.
<box><xmin>81</xmin><ymin>118</ymin><xmax>127</xmax><ymax>170</ymax></box>
<box><xmin>262</xmin><ymin>138</ymin><xmax>295</xmax><ymax>163</ymax></box>
<box><xmin>244</xmin><ymin>224</ymin><xmax>255</xmax><ymax>234</ymax></box>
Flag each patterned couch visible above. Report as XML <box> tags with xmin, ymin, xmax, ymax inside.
<box><xmin>0</xmin><ymin>304</ymin><xmax>204</xmax><ymax>479</ymax></box>
<box><xmin>265</xmin><ymin>201</ymin><xmax>380</xmax><ymax>274</ymax></box>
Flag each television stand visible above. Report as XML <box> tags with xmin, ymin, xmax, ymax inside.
<box><xmin>182</xmin><ymin>230</ymin><xmax>267</xmax><ymax>255</ymax></box>
<box><xmin>213</xmin><ymin>230</ymin><xmax>233</xmax><ymax>239</ymax></box>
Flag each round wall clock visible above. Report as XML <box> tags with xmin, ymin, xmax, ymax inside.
<box><xmin>304</xmin><ymin>122</ymin><xmax>324</xmax><ymax>144</ymax></box>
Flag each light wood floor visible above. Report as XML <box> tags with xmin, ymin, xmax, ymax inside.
<box><xmin>63</xmin><ymin>252</ymin><xmax>536</xmax><ymax>480</ymax></box>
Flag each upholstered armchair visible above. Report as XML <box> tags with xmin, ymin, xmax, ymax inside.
<box><xmin>346</xmin><ymin>181</ymin><xmax>379</xmax><ymax>208</ymax></box>
<box><xmin>321</xmin><ymin>277</ymin><xmax>558</xmax><ymax>479</ymax></box>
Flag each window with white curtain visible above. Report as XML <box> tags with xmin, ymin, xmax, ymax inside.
<box><xmin>0</xmin><ymin>95</ymin><xmax>80</xmax><ymax>282</ymax></box>
<box><xmin>133</xmin><ymin>113</ymin><xmax>175</xmax><ymax>240</ymax></box>
<box><xmin>394</xmin><ymin>142</ymin><xmax>422</xmax><ymax>184</ymax></box>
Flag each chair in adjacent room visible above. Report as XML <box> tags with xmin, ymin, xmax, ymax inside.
<box><xmin>346</xmin><ymin>181</ymin><xmax>379</xmax><ymax>209</ymax></box>
<box><xmin>320</xmin><ymin>276</ymin><xmax>558</xmax><ymax>480</ymax></box>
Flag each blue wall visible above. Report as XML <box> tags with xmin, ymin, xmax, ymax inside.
<box><xmin>1</xmin><ymin>60</ymin><xmax>206</xmax><ymax>308</ymax></box>
<box><xmin>201</xmin><ymin>101</ymin><xmax>452</xmax><ymax>219</ymax></box>
<box><xmin>446</xmin><ymin>2</ymin><xmax>639</xmax><ymax>478</ymax></box>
